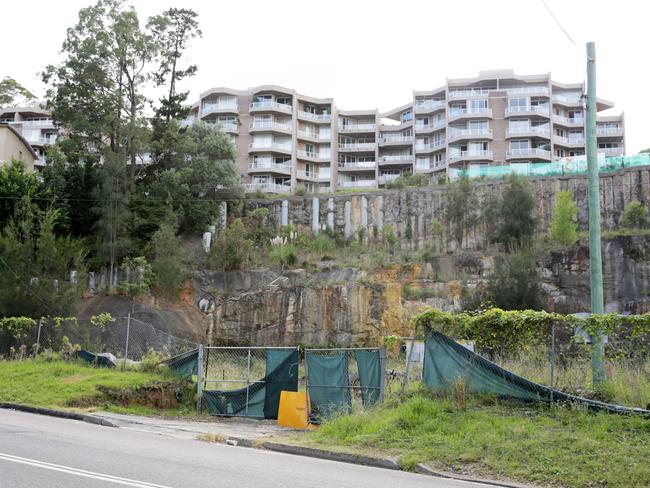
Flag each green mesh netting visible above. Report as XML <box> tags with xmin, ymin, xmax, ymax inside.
<box><xmin>202</xmin><ymin>349</ymin><xmax>298</xmax><ymax>419</ymax></box>
<box><xmin>424</xmin><ymin>330</ymin><xmax>650</xmax><ymax>416</ymax></box>
<box><xmin>306</xmin><ymin>352</ymin><xmax>351</xmax><ymax>420</ymax></box>
<box><xmin>355</xmin><ymin>350</ymin><xmax>381</xmax><ymax>407</ymax></box>
<box><xmin>166</xmin><ymin>349</ymin><xmax>198</xmax><ymax>379</ymax></box>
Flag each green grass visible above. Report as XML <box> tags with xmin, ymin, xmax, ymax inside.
<box><xmin>297</xmin><ymin>389</ymin><xmax>650</xmax><ymax>488</ymax></box>
<box><xmin>0</xmin><ymin>357</ymin><xmax>196</xmax><ymax>417</ymax></box>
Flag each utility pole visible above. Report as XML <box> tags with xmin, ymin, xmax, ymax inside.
<box><xmin>585</xmin><ymin>41</ymin><xmax>605</xmax><ymax>384</ymax></box>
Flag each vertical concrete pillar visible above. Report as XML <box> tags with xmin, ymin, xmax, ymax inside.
<box><xmin>202</xmin><ymin>232</ymin><xmax>212</xmax><ymax>253</ymax></box>
<box><xmin>281</xmin><ymin>200</ymin><xmax>289</xmax><ymax>227</ymax></box>
<box><xmin>417</xmin><ymin>214</ymin><xmax>425</xmax><ymax>250</ymax></box>
<box><xmin>375</xmin><ymin>195</ymin><xmax>384</xmax><ymax>237</ymax></box>
<box><xmin>327</xmin><ymin>197</ymin><xmax>334</xmax><ymax>231</ymax></box>
<box><xmin>344</xmin><ymin>200</ymin><xmax>352</xmax><ymax>239</ymax></box>
<box><xmin>312</xmin><ymin>196</ymin><xmax>320</xmax><ymax>235</ymax></box>
<box><xmin>361</xmin><ymin>196</ymin><xmax>368</xmax><ymax>245</ymax></box>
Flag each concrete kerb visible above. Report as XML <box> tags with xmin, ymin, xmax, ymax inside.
<box><xmin>415</xmin><ymin>464</ymin><xmax>539</xmax><ymax>488</ymax></box>
<box><xmin>0</xmin><ymin>402</ymin><xmax>117</xmax><ymax>428</ymax></box>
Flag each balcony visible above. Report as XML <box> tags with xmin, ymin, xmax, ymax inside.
<box><xmin>218</xmin><ymin>123</ymin><xmax>238</xmax><ymax>134</ymax></box>
<box><xmin>448</xmin><ymin>150</ymin><xmax>493</xmax><ymax>164</ymax></box>
<box><xmin>506</xmin><ymin>148</ymin><xmax>552</xmax><ymax>160</ymax></box>
<box><xmin>415</xmin><ymin>120</ymin><xmax>446</xmax><ymax>133</ymax></box>
<box><xmin>21</xmin><ymin>119</ymin><xmax>56</xmax><ymax>127</ymax></box>
<box><xmin>338</xmin><ymin>161</ymin><xmax>376</xmax><ymax>171</ymax></box>
<box><xmin>505</xmin><ymin>126</ymin><xmax>551</xmax><ymax>138</ymax></box>
<box><xmin>448</xmin><ymin>88</ymin><xmax>491</xmax><ymax>99</ymax></box>
<box><xmin>297</xmin><ymin>111</ymin><xmax>331</xmax><ymax>123</ymax></box>
<box><xmin>599</xmin><ymin>147</ymin><xmax>624</xmax><ymax>157</ymax></box>
<box><xmin>415</xmin><ymin>140</ymin><xmax>445</xmax><ymax>153</ymax></box>
<box><xmin>553</xmin><ymin>135</ymin><xmax>585</xmax><ymax>146</ymax></box>
<box><xmin>297</xmin><ymin>150</ymin><xmax>330</xmax><ymax>162</ymax></box>
<box><xmin>297</xmin><ymin>170</ymin><xmax>330</xmax><ymax>182</ymax></box>
<box><xmin>507</xmin><ymin>86</ymin><xmax>550</xmax><ymax>96</ymax></box>
<box><xmin>552</xmin><ymin>94</ymin><xmax>582</xmax><ymax>106</ymax></box>
<box><xmin>447</xmin><ymin>108</ymin><xmax>492</xmax><ymax>121</ymax></box>
<box><xmin>249</xmin><ymin>121</ymin><xmax>292</xmax><ymax>133</ymax></box>
<box><xmin>447</xmin><ymin>128</ymin><xmax>493</xmax><ymax>142</ymax></box>
<box><xmin>201</xmin><ymin>102</ymin><xmax>238</xmax><ymax>115</ymax></box>
<box><xmin>245</xmin><ymin>182</ymin><xmax>291</xmax><ymax>194</ymax></box>
<box><xmin>378</xmin><ymin>155</ymin><xmax>413</xmax><ymax>166</ymax></box>
<box><xmin>597</xmin><ymin>126</ymin><xmax>624</xmax><ymax>137</ymax></box>
<box><xmin>378</xmin><ymin>173</ymin><xmax>403</xmax><ymax>184</ymax></box>
<box><xmin>339</xmin><ymin>124</ymin><xmax>376</xmax><ymax>133</ymax></box>
<box><xmin>414</xmin><ymin>100</ymin><xmax>446</xmax><ymax>113</ymax></box>
<box><xmin>248</xmin><ymin>142</ymin><xmax>292</xmax><ymax>154</ymax></box>
<box><xmin>248</xmin><ymin>161</ymin><xmax>292</xmax><ymax>175</ymax></box>
<box><xmin>297</xmin><ymin>130</ymin><xmax>330</xmax><ymax>142</ymax></box>
<box><xmin>339</xmin><ymin>180</ymin><xmax>377</xmax><ymax>188</ymax></box>
<box><xmin>379</xmin><ymin>135</ymin><xmax>414</xmax><ymax>146</ymax></box>
<box><xmin>415</xmin><ymin>161</ymin><xmax>446</xmax><ymax>173</ymax></box>
<box><xmin>338</xmin><ymin>142</ymin><xmax>376</xmax><ymax>152</ymax></box>
<box><xmin>25</xmin><ymin>135</ymin><xmax>58</xmax><ymax>145</ymax></box>
<box><xmin>505</xmin><ymin>105</ymin><xmax>550</xmax><ymax>117</ymax></box>
<box><xmin>553</xmin><ymin>115</ymin><xmax>584</xmax><ymax>126</ymax></box>
<box><xmin>249</xmin><ymin>101</ymin><xmax>293</xmax><ymax>114</ymax></box>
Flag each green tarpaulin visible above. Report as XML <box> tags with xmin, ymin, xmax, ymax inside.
<box><xmin>203</xmin><ymin>349</ymin><xmax>298</xmax><ymax>419</ymax></box>
<box><xmin>167</xmin><ymin>349</ymin><xmax>198</xmax><ymax>379</ymax></box>
<box><xmin>75</xmin><ymin>349</ymin><xmax>116</xmax><ymax>368</ymax></box>
<box><xmin>306</xmin><ymin>352</ymin><xmax>351</xmax><ymax>420</ymax></box>
<box><xmin>355</xmin><ymin>350</ymin><xmax>381</xmax><ymax>407</ymax></box>
<box><xmin>424</xmin><ymin>330</ymin><xmax>650</xmax><ymax>416</ymax></box>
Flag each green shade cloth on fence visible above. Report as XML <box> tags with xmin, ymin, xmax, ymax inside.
<box><xmin>355</xmin><ymin>350</ymin><xmax>381</xmax><ymax>407</ymax></box>
<box><xmin>423</xmin><ymin>330</ymin><xmax>650</xmax><ymax>416</ymax></box>
<box><xmin>263</xmin><ymin>349</ymin><xmax>299</xmax><ymax>419</ymax></box>
<box><xmin>75</xmin><ymin>349</ymin><xmax>117</xmax><ymax>368</ymax></box>
<box><xmin>306</xmin><ymin>352</ymin><xmax>351</xmax><ymax>420</ymax></box>
<box><xmin>166</xmin><ymin>349</ymin><xmax>199</xmax><ymax>379</ymax></box>
<box><xmin>203</xmin><ymin>349</ymin><xmax>298</xmax><ymax>419</ymax></box>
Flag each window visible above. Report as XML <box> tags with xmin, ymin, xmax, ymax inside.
<box><xmin>276</xmin><ymin>96</ymin><xmax>292</xmax><ymax>106</ymax></box>
<box><xmin>470</xmin><ymin>99</ymin><xmax>488</xmax><ymax>111</ymax></box>
<box><xmin>304</xmin><ymin>104</ymin><xmax>316</xmax><ymax>114</ymax></box>
<box><xmin>450</xmin><ymin>104</ymin><xmax>465</xmax><ymax>116</ymax></box>
<box><xmin>416</xmin><ymin>117</ymin><xmax>429</xmax><ymax>128</ymax></box>
<box><xmin>401</xmin><ymin>110</ymin><xmax>413</xmax><ymax>123</ymax></box>
<box><xmin>320</xmin><ymin>146</ymin><xmax>331</xmax><ymax>158</ymax></box>
<box><xmin>509</xmin><ymin>118</ymin><xmax>529</xmax><ymax>130</ymax></box>
<box><xmin>254</xmin><ymin>94</ymin><xmax>272</xmax><ymax>102</ymax></box>
<box><xmin>510</xmin><ymin>140</ymin><xmax>529</xmax><ymax>150</ymax></box>
<box><xmin>469</xmin><ymin>141</ymin><xmax>488</xmax><ymax>152</ymax></box>
<box><xmin>469</xmin><ymin>120</ymin><xmax>488</xmax><ymax>130</ymax></box>
<box><xmin>275</xmin><ymin>156</ymin><xmax>291</xmax><ymax>164</ymax></box>
<box><xmin>305</xmin><ymin>143</ymin><xmax>315</xmax><ymax>155</ymax></box>
<box><xmin>508</xmin><ymin>98</ymin><xmax>528</xmax><ymax>109</ymax></box>
<box><xmin>433</xmin><ymin>153</ymin><xmax>443</xmax><ymax>163</ymax></box>
<box><xmin>569</xmin><ymin>130</ymin><xmax>583</xmax><ymax>142</ymax></box>
<box><xmin>556</xmin><ymin>149</ymin><xmax>566</xmax><ymax>158</ymax></box>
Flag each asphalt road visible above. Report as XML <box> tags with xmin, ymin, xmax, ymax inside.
<box><xmin>0</xmin><ymin>409</ymin><xmax>491</xmax><ymax>488</ymax></box>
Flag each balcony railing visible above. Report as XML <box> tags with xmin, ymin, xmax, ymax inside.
<box><xmin>505</xmin><ymin>105</ymin><xmax>550</xmax><ymax>116</ymax></box>
<box><xmin>507</xmin><ymin>86</ymin><xmax>550</xmax><ymax>96</ymax></box>
<box><xmin>554</xmin><ymin>135</ymin><xmax>585</xmax><ymax>146</ymax></box>
<box><xmin>415</xmin><ymin>120</ymin><xmax>446</xmax><ymax>132</ymax></box>
<box><xmin>21</xmin><ymin>119</ymin><xmax>55</xmax><ymax>127</ymax></box>
<box><xmin>597</xmin><ymin>126</ymin><xmax>623</xmax><ymax>136</ymax></box>
<box><xmin>448</xmin><ymin>88</ymin><xmax>491</xmax><ymax>99</ymax></box>
<box><xmin>448</xmin><ymin>108</ymin><xmax>492</xmax><ymax>119</ymax></box>
<box><xmin>339</xmin><ymin>124</ymin><xmax>376</xmax><ymax>132</ymax></box>
<box><xmin>249</xmin><ymin>142</ymin><xmax>292</xmax><ymax>152</ymax></box>
<box><xmin>297</xmin><ymin>170</ymin><xmax>330</xmax><ymax>181</ymax></box>
<box><xmin>249</xmin><ymin>101</ymin><xmax>293</xmax><ymax>113</ymax></box>
<box><xmin>379</xmin><ymin>135</ymin><xmax>413</xmax><ymax>144</ymax></box>
<box><xmin>338</xmin><ymin>161</ymin><xmax>376</xmax><ymax>170</ymax></box>
<box><xmin>338</xmin><ymin>142</ymin><xmax>376</xmax><ymax>151</ymax></box>
<box><xmin>202</xmin><ymin>103</ymin><xmax>237</xmax><ymax>114</ymax></box>
<box><xmin>599</xmin><ymin>147</ymin><xmax>624</xmax><ymax>156</ymax></box>
<box><xmin>378</xmin><ymin>155</ymin><xmax>413</xmax><ymax>163</ymax></box>
<box><xmin>448</xmin><ymin>150</ymin><xmax>493</xmax><ymax>163</ymax></box>
<box><xmin>553</xmin><ymin>115</ymin><xmax>584</xmax><ymax>125</ymax></box>
<box><xmin>250</xmin><ymin>121</ymin><xmax>292</xmax><ymax>132</ymax></box>
<box><xmin>339</xmin><ymin>180</ymin><xmax>377</xmax><ymax>188</ymax></box>
<box><xmin>297</xmin><ymin>130</ymin><xmax>330</xmax><ymax>141</ymax></box>
<box><xmin>297</xmin><ymin>150</ymin><xmax>330</xmax><ymax>161</ymax></box>
<box><xmin>248</xmin><ymin>161</ymin><xmax>292</xmax><ymax>173</ymax></box>
<box><xmin>415</xmin><ymin>140</ymin><xmax>445</xmax><ymax>152</ymax></box>
<box><xmin>378</xmin><ymin>173</ymin><xmax>403</xmax><ymax>184</ymax></box>
<box><xmin>506</xmin><ymin>126</ymin><xmax>551</xmax><ymax>137</ymax></box>
<box><xmin>414</xmin><ymin>100</ymin><xmax>446</xmax><ymax>112</ymax></box>
<box><xmin>506</xmin><ymin>148</ymin><xmax>552</xmax><ymax>159</ymax></box>
<box><xmin>297</xmin><ymin>111</ymin><xmax>331</xmax><ymax>122</ymax></box>
<box><xmin>245</xmin><ymin>182</ymin><xmax>291</xmax><ymax>194</ymax></box>
<box><xmin>448</xmin><ymin>128</ymin><xmax>493</xmax><ymax>141</ymax></box>
<box><xmin>552</xmin><ymin>94</ymin><xmax>582</xmax><ymax>105</ymax></box>
<box><xmin>218</xmin><ymin>123</ymin><xmax>238</xmax><ymax>133</ymax></box>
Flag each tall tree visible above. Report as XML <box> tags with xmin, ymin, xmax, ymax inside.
<box><xmin>445</xmin><ymin>176</ymin><xmax>479</xmax><ymax>248</ymax></box>
<box><xmin>495</xmin><ymin>174</ymin><xmax>537</xmax><ymax>250</ymax></box>
<box><xmin>0</xmin><ymin>77</ymin><xmax>35</xmax><ymax>106</ymax></box>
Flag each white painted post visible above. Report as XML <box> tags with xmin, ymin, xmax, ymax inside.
<box><xmin>361</xmin><ymin>196</ymin><xmax>368</xmax><ymax>245</ymax></box>
<box><xmin>196</xmin><ymin>344</ymin><xmax>204</xmax><ymax>414</ymax></box>
<box><xmin>281</xmin><ymin>200</ymin><xmax>289</xmax><ymax>227</ymax></box>
<box><xmin>123</xmin><ymin>313</ymin><xmax>131</xmax><ymax>367</ymax></box>
<box><xmin>311</xmin><ymin>196</ymin><xmax>320</xmax><ymax>235</ymax></box>
<box><xmin>34</xmin><ymin>319</ymin><xmax>43</xmax><ymax>357</ymax></box>
<box><xmin>344</xmin><ymin>200</ymin><xmax>352</xmax><ymax>239</ymax></box>
<box><xmin>327</xmin><ymin>198</ymin><xmax>334</xmax><ymax>231</ymax></box>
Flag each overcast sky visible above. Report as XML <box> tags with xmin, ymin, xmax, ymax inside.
<box><xmin>3</xmin><ymin>0</ymin><xmax>647</xmax><ymax>153</ymax></box>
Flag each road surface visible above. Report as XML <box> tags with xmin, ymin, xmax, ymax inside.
<box><xmin>0</xmin><ymin>409</ymin><xmax>490</xmax><ymax>488</ymax></box>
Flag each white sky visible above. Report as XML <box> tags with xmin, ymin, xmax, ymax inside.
<box><xmin>3</xmin><ymin>0</ymin><xmax>648</xmax><ymax>153</ymax></box>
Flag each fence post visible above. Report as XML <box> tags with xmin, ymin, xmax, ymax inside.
<box><xmin>123</xmin><ymin>313</ymin><xmax>131</xmax><ymax>369</ymax></box>
<box><xmin>550</xmin><ymin>322</ymin><xmax>556</xmax><ymax>404</ymax></box>
<box><xmin>379</xmin><ymin>346</ymin><xmax>387</xmax><ymax>403</ymax></box>
<box><xmin>34</xmin><ymin>319</ymin><xmax>43</xmax><ymax>357</ymax></box>
<box><xmin>402</xmin><ymin>327</ymin><xmax>418</xmax><ymax>394</ymax></box>
<box><xmin>196</xmin><ymin>344</ymin><xmax>204</xmax><ymax>414</ymax></box>
<box><xmin>245</xmin><ymin>348</ymin><xmax>252</xmax><ymax>415</ymax></box>
<box><xmin>304</xmin><ymin>349</ymin><xmax>310</xmax><ymax>423</ymax></box>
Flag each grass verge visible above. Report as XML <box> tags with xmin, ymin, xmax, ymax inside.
<box><xmin>0</xmin><ymin>356</ymin><xmax>197</xmax><ymax>417</ymax></box>
<box><xmin>295</xmin><ymin>388</ymin><xmax>650</xmax><ymax>488</ymax></box>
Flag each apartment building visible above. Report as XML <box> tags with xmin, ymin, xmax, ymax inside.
<box><xmin>0</xmin><ymin>103</ymin><xmax>59</xmax><ymax>170</ymax></box>
<box><xmin>186</xmin><ymin>69</ymin><xmax>626</xmax><ymax>194</ymax></box>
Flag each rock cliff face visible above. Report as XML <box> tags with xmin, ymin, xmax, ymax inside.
<box><xmin>196</xmin><ymin>236</ymin><xmax>650</xmax><ymax>346</ymax></box>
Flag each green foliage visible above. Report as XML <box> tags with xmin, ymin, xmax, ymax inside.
<box><xmin>0</xmin><ymin>160</ymin><xmax>47</xmax><ymax>231</ymax></box>
<box><xmin>385</xmin><ymin>172</ymin><xmax>430</xmax><ymax>189</ymax></box>
<box><xmin>117</xmin><ymin>256</ymin><xmax>154</xmax><ymax>298</ymax></box>
<box><xmin>445</xmin><ymin>176</ymin><xmax>478</xmax><ymax>248</ymax></box>
<box><xmin>403</xmin><ymin>285</ymin><xmax>439</xmax><ymax>301</ymax></box>
<box><xmin>495</xmin><ymin>174</ymin><xmax>537</xmax><ymax>250</ymax></box>
<box><xmin>243</xmin><ymin>207</ymin><xmax>274</xmax><ymax>245</ymax></box>
<box><xmin>208</xmin><ymin>219</ymin><xmax>251</xmax><ymax>271</ymax></box>
<box><xmin>269</xmin><ymin>244</ymin><xmax>298</xmax><ymax>269</ymax></box>
<box><xmin>480</xmin><ymin>192</ymin><xmax>501</xmax><ymax>244</ymax></box>
<box><xmin>0</xmin><ymin>77</ymin><xmax>35</xmax><ymax>106</ymax></box>
<box><xmin>550</xmin><ymin>190</ymin><xmax>578</xmax><ymax>245</ymax></box>
<box><xmin>309</xmin><ymin>233</ymin><xmax>336</xmax><ymax>254</ymax></box>
<box><xmin>486</xmin><ymin>252</ymin><xmax>541</xmax><ymax>311</ymax></box>
<box><xmin>620</xmin><ymin>200</ymin><xmax>648</xmax><ymax>229</ymax></box>
<box><xmin>381</xmin><ymin>225</ymin><xmax>398</xmax><ymax>252</ymax></box>
<box><xmin>148</xmin><ymin>223</ymin><xmax>185</xmax><ymax>298</ymax></box>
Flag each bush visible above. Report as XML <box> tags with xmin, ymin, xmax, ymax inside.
<box><xmin>385</xmin><ymin>172</ymin><xmax>430</xmax><ymax>189</ymax></box>
<box><xmin>381</xmin><ymin>225</ymin><xmax>398</xmax><ymax>252</ymax></box>
<box><xmin>209</xmin><ymin>219</ymin><xmax>252</xmax><ymax>271</ymax></box>
<box><xmin>445</xmin><ymin>176</ymin><xmax>478</xmax><ymax>248</ymax></box>
<box><xmin>550</xmin><ymin>190</ymin><xmax>578</xmax><ymax>245</ymax></box>
<box><xmin>149</xmin><ymin>223</ymin><xmax>185</xmax><ymax>298</ymax></box>
<box><xmin>486</xmin><ymin>252</ymin><xmax>542</xmax><ymax>311</ymax></box>
<box><xmin>309</xmin><ymin>233</ymin><xmax>336</xmax><ymax>254</ymax></box>
<box><xmin>269</xmin><ymin>244</ymin><xmax>298</xmax><ymax>268</ymax></box>
<box><xmin>620</xmin><ymin>201</ymin><xmax>648</xmax><ymax>229</ymax></box>
<box><xmin>495</xmin><ymin>174</ymin><xmax>537</xmax><ymax>250</ymax></box>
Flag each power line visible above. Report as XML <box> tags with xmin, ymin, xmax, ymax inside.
<box><xmin>539</xmin><ymin>0</ymin><xmax>592</xmax><ymax>62</ymax></box>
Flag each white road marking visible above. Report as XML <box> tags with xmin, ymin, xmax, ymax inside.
<box><xmin>0</xmin><ymin>452</ymin><xmax>173</xmax><ymax>488</ymax></box>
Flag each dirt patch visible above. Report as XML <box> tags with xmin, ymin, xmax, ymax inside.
<box><xmin>98</xmin><ymin>381</ymin><xmax>187</xmax><ymax>409</ymax></box>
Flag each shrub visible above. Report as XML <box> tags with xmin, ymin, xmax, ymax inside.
<box><xmin>486</xmin><ymin>252</ymin><xmax>542</xmax><ymax>311</ymax></box>
<box><xmin>269</xmin><ymin>244</ymin><xmax>298</xmax><ymax>269</ymax></box>
<box><xmin>209</xmin><ymin>219</ymin><xmax>252</xmax><ymax>271</ymax></box>
<box><xmin>309</xmin><ymin>233</ymin><xmax>336</xmax><ymax>253</ymax></box>
<box><xmin>495</xmin><ymin>174</ymin><xmax>537</xmax><ymax>250</ymax></box>
<box><xmin>620</xmin><ymin>201</ymin><xmax>648</xmax><ymax>229</ymax></box>
<box><xmin>550</xmin><ymin>190</ymin><xmax>578</xmax><ymax>245</ymax></box>
<box><xmin>445</xmin><ymin>176</ymin><xmax>478</xmax><ymax>248</ymax></box>
<box><xmin>381</xmin><ymin>225</ymin><xmax>398</xmax><ymax>252</ymax></box>
<box><xmin>149</xmin><ymin>223</ymin><xmax>185</xmax><ymax>298</ymax></box>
